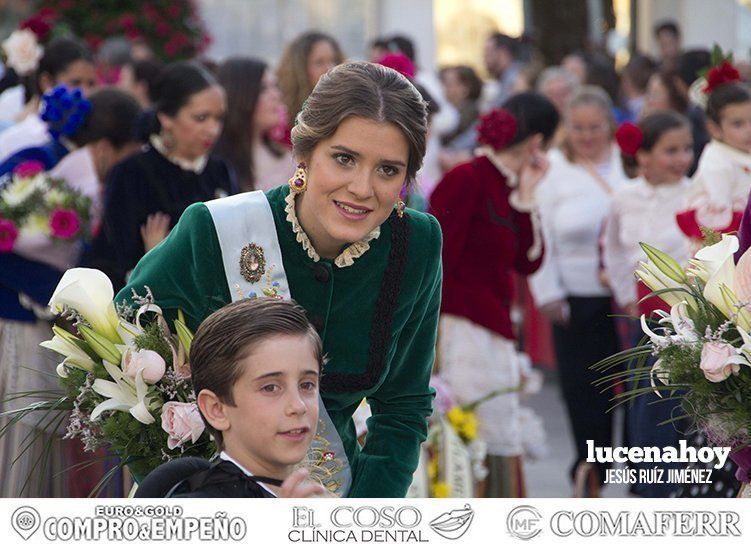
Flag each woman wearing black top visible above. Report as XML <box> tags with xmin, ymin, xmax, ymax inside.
<box><xmin>88</xmin><ymin>62</ymin><xmax>236</xmax><ymax>289</ymax></box>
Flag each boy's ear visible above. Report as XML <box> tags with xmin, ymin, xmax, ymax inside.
<box><xmin>197</xmin><ymin>389</ymin><xmax>230</xmax><ymax>432</ymax></box>
<box><xmin>707</xmin><ymin>119</ymin><xmax>723</xmax><ymax>141</ymax></box>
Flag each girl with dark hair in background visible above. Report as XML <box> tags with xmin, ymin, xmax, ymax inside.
<box><xmin>214</xmin><ymin>57</ymin><xmax>293</xmax><ymax>192</ymax></box>
<box><xmin>0</xmin><ymin>37</ymin><xmax>96</xmax><ymax>161</ymax></box>
<box><xmin>88</xmin><ymin>61</ymin><xmax>235</xmax><ymax>290</ymax></box>
<box><xmin>430</xmin><ymin>93</ymin><xmax>559</xmax><ymax>498</ymax></box>
<box><xmin>0</xmin><ymin>88</ymin><xmax>142</xmax><ymax>498</ymax></box>
<box><xmin>603</xmin><ymin>112</ymin><xmax>694</xmax><ymax>497</ymax></box>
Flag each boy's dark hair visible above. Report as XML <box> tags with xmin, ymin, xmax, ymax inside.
<box><xmin>654</xmin><ymin>20</ymin><xmax>680</xmax><ymax>39</ymax></box>
<box><xmin>388</xmin><ymin>35</ymin><xmax>416</xmax><ymax>62</ymax></box>
<box><xmin>706</xmin><ymin>82</ymin><xmax>751</xmax><ymax>125</ymax></box>
<box><xmin>71</xmin><ymin>87</ymin><xmax>142</xmax><ymax>148</ymax></box>
<box><xmin>621</xmin><ymin>110</ymin><xmax>691</xmax><ymax>174</ymax></box>
<box><xmin>190</xmin><ymin>297</ymin><xmax>326</xmax><ymax>449</ymax></box>
<box><xmin>488</xmin><ymin>32</ymin><xmax>519</xmax><ymax>57</ymax></box>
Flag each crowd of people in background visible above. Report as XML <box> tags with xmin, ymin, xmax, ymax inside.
<box><xmin>2</xmin><ymin>14</ymin><xmax>751</xmax><ymax>500</ymax></box>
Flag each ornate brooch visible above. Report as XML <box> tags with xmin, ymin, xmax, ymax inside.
<box><xmin>239</xmin><ymin>243</ymin><xmax>266</xmax><ymax>283</ymax></box>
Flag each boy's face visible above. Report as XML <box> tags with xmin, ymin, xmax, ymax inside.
<box><xmin>220</xmin><ymin>334</ymin><xmax>320</xmax><ymax>479</ymax></box>
<box><xmin>714</xmin><ymin>102</ymin><xmax>751</xmax><ymax>154</ymax></box>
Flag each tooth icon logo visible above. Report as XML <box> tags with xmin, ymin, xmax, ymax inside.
<box><xmin>429</xmin><ymin>504</ymin><xmax>475</xmax><ymax>540</ymax></box>
<box><xmin>11</xmin><ymin>506</ymin><xmax>41</xmax><ymax>541</ymax></box>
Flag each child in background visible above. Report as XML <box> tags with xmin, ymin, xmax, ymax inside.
<box><xmin>138</xmin><ymin>298</ymin><xmax>329</xmax><ymax>498</ymax></box>
<box><xmin>679</xmin><ymin>63</ymin><xmax>751</xmax><ymax>242</ymax></box>
<box><xmin>603</xmin><ymin>112</ymin><xmax>694</xmax><ymax>498</ymax></box>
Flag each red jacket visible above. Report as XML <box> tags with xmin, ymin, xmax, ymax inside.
<box><xmin>429</xmin><ymin>155</ymin><xmax>543</xmax><ymax>340</ymax></box>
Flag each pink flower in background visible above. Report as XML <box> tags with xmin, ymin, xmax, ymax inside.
<box><xmin>0</xmin><ymin>219</ymin><xmax>18</xmax><ymax>252</ymax></box>
<box><xmin>49</xmin><ymin>208</ymin><xmax>80</xmax><ymax>239</ymax></box>
<box><xmin>161</xmin><ymin>401</ymin><xmax>205</xmax><ymax>449</ymax></box>
<box><xmin>377</xmin><ymin>52</ymin><xmax>416</xmax><ymax>79</ymax></box>
<box><xmin>430</xmin><ymin>374</ymin><xmax>457</xmax><ymax>414</ymax></box>
<box><xmin>12</xmin><ymin>160</ymin><xmax>45</xmax><ymax>178</ymax></box>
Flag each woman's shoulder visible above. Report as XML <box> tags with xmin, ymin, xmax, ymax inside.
<box><xmin>403</xmin><ymin>208</ymin><xmax>442</xmax><ymax>260</ymax></box>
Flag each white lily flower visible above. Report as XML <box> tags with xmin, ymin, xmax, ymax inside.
<box><xmin>667</xmin><ymin>301</ymin><xmax>699</xmax><ymax>343</ymax></box>
<box><xmin>693</xmin><ymin>234</ymin><xmax>740</xmax><ymax>277</ymax></box>
<box><xmin>116</xmin><ymin>320</ymin><xmax>141</xmax><ymax>353</ymax></box>
<box><xmin>40</xmin><ymin>326</ymin><xmax>96</xmax><ymax>372</ymax></box>
<box><xmin>650</xmin><ymin>358</ymin><xmax>670</xmax><ymax>398</ymax></box>
<box><xmin>49</xmin><ymin>268</ymin><xmax>121</xmax><ymax>343</ymax></box>
<box><xmin>91</xmin><ymin>361</ymin><xmax>157</xmax><ymax>424</ymax></box>
<box><xmin>636</xmin><ymin>261</ymin><xmax>692</xmax><ymax>308</ymax></box>
<box><xmin>641</xmin><ymin>314</ymin><xmax>670</xmax><ymax>349</ymax></box>
<box><xmin>738</xmin><ymin>327</ymin><xmax>751</xmax><ymax>360</ymax></box>
<box><xmin>703</xmin><ymin>255</ymin><xmax>737</xmax><ymax>319</ymax></box>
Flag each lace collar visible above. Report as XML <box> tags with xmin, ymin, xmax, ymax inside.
<box><xmin>149</xmin><ymin>134</ymin><xmax>208</xmax><ymax>174</ymax></box>
<box><xmin>475</xmin><ymin>146</ymin><xmax>519</xmax><ymax>187</ymax></box>
<box><xmin>284</xmin><ymin>190</ymin><xmax>380</xmax><ymax>268</ymax></box>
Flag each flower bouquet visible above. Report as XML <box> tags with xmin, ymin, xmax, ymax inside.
<box><xmin>0</xmin><ymin>160</ymin><xmax>91</xmax><ymax>254</ymax></box>
<box><xmin>0</xmin><ymin>268</ymin><xmax>213</xmax><ymax>492</ymax></box>
<box><xmin>593</xmin><ymin>234</ymin><xmax>751</xmax><ymax>489</ymax></box>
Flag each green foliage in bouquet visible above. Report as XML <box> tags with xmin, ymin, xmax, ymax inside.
<box><xmin>592</xmin><ymin>235</ymin><xmax>751</xmax><ymax>447</ymax></box>
<box><xmin>29</xmin><ymin>0</ymin><xmax>211</xmax><ymax>60</ymax></box>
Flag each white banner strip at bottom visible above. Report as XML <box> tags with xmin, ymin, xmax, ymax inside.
<box><xmin>0</xmin><ymin>498</ymin><xmax>749</xmax><ymax>544</ymax></box>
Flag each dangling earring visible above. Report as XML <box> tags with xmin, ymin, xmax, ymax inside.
<box><xmin>396</xmin><ymin>198</ymin><xmax>406</xmax><ymax>218</ymax></box>
<box><xmin>288</xmin><ymin>163</ymin><xmax>307</xmax><ymax>194</ymax></box>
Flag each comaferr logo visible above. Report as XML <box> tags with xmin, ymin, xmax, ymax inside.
<box><xmin>507</xmin><ymin>505</ymin><xmax>543</xmax><ymax>540</ymax></box>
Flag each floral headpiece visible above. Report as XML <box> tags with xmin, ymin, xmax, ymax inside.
<box><xmin>19</xmin><ymin>7</ymin><xmax>58</xmax><ymax>43</ymax></box>
<box><xmin>705</xmin><ymin>61</ymin><xmax>742</xmax><ymax>94</ymax></box>
<box><xmin>476</xmin><ymin>108</ymin><xmax>518</xmax><ymax>151</ymax></box>
<box><xmin>615</xmin><ymin>122</ymin><xmax>643</xmax><ymax>157</ymax></box>
<box><xmin>1</xmin><ymin>29</ymin><xmax>43</xmax><ymax>76</ymax></box>
<box><xmin>40</xmin><ymin>86</ymin><xmax>92</xmax><ymax>141</ymax></box>
<box><xmin>377</xmin><ymin>52</ymin><xmax>416</xmax><ymax>80</ymax></box>
<box><xmin>688</xmin><ymin>45</ymin><xmax>744</xmax><ymax>109</ymax></box>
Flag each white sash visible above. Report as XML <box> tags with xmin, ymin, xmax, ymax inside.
<box><xmin>205</xmin><ymin>191</ymin><xmax>352</xmax><ymax>497</ymax></box>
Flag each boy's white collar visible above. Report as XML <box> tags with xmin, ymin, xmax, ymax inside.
<box><xmin>219</xmin><ymin>451</ymin><xmax>278</xmax><ymax>497</ymax></box>
<box><xmin>711</xmin><ymin>140</ymin><xmax>751</xmax><ymax>167</ymax></box>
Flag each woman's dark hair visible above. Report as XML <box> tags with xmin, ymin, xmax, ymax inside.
<box><xmin>622</xmin><ymin>54</ymin><xmax>657</xmax><ymax>93</ymax></box>
<box><xmin>190</xmin><ymin>297</ymin><xmax>325</xmax><ymax>450</ymax></box>
<box><xmin>620</xmin><ymin>110</ymin><xmax>690</xmax><ymax>174</ymax></box>
<box><xmin>653</xmin><ymin>70</ymin><xmax>688</xmax><ymax>113</ymax></box>
<box><xmin>676</xmin><ymin>49</ymin><xmax>711</xmax><ymax>87</ymax></box>
<box><xmin>149</xmin><ymin>61</ymin><xmax>217</xmax><ymax>134</ymax></box>
<box><xmin>71</xmin><ymin>87</ymin><xmax>142</xmax><ymax>148</ymax></box>
<box><xmin>215</xmin><ymin>57</ymin><xmax>284</xmax><ymax>191</ymax></box>
<box><xmin>28</xmin><ymin>37</ymin><xmax>93</xmax><ymax>99</ymax></box>
<box><xmin>502</xmin><ymin>92</ymin><xmax>560</xmax><ymax>147</ymax></box>
<box><xmin>292</xmin><ymin>61</ymin><xmax>427</xmax><ymax>186</ymax></box>
<box><xmin>441</xmin><ymin>65</ymin><xmax>483</xmax><ymax>102</ymax></box>
<box><xmin>586</xmin><ymin>57</ymin><xmax>622</xmax><ymax>107</ymax></box>
<box><xmin>706</xmin><ymin>82</ymin><xmax>751</xmax><ymax>125</ymax></box>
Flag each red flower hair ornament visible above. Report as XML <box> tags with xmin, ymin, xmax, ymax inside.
<box><xmin>376</xmin><ymin>53</ymin><xmax>416</xmax><ymax>80</ymax></box>
<box><xmin>615</xmin><ymin>122</ymin><xmax>644</xmax><ymax>157</ymax></box>
<box><xmin>477</xmin><ymin>108</ymin><xmax>518</xmax><ymax>151</ymax></box>
<box><xmin>704</xmin><ymin>60</ymin><xmax>742</xmax><ymax>94</ymax></box>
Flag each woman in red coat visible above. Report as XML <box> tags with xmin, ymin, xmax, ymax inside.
<box><xmin>430</xmin><ymin>93</ymin><xmax>559</xmax><ymax>497</ymax></box>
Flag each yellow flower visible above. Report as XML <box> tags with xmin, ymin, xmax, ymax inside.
<box><xmin>431</xmin><ymin>481</ymin><xmax>451</xmax><ymax>498</ymax></box>
<box><xmin>428</xmin><ymin>457</ymin><xmax>439</xmax><ymax>480</ymax></box>
<box><xmin>447</xmin><ymin>407</ymin><xmax>465</xmax><ymax>430</ymax></box>
<box><xmin>460</xmin><ymin>412</ymin><xmax>478</xmax><ymax>441</ymax></box>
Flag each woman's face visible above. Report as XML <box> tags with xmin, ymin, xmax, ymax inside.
<box><xmin>307</xmin><ymin>40</ymin><xmax>338</xmax><ymax>89</ymax></box>
<box><xmin>297</xmin><ymin>116</ymin><xmax>410</xmax><ymax>258</ymax></box>
<box><xmin>159</xmin><ymin>84</ymin><xmax>226</xmax><ymax>161</ymax></box>
<box><xmin>46</xmin><ymin>59</ymin><xmax>97</xmax><ymax>95</ymax></box>
<box><xmin>645</xmin><ymin>74</ymin><xmax>671</xmax><ymax>113</ymax></box>
<box><xmin>566</xmin><ymin>103</ymin><xmax>612</xmax><ymax>161</ymax></box>
<box><xmin>442</xmin><ymin>69</ymin><xmax>468</xmax><ymax>107</ymax></box>
<box><xmin>253</xmin><ymin>69</ymin><xmax>284</xmax><ymax>135</ymax></box>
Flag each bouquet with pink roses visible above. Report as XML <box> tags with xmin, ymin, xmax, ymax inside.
<box><xmin>0</xmin><ymin>160</ymin><xmax>91</xmax><ymax>253</ymax></box>
<box><xmin>594</xmin><ymin>234</ymin><xmax>751</xmax><ymax>482</ymax></box>
<box><xmin>1</xmin><ymin>268</ymin><xmax>214</xmax><ymax>492</ymax></box>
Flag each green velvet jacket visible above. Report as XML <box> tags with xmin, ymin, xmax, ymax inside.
<box><xmin>115</xmin><ymin>185</ymin><xmax>442</xmax><ymax>497</ymax></box>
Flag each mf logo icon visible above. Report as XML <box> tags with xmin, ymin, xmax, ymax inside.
<box><xmin>507</xmin><ymin>505</ymin><xmax>543</xmax><ymax>540</ymax></box>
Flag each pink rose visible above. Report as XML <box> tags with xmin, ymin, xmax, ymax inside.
<box><xmin>161</xmin><ymin>401</ymin><xmax>205</xmax><ymax>449</ymax></box>
<box><xmin>12</xmin><ymin>160</ymin><xmax>45</xmax><ymax>178</ymax></box>
<box><xmin>122</xmin><ymin>349</ymin><xmax>166</xmax><ymax>384</ymax></box>
<box><xmin>0</xmin><ymin>219</ymin><xmax>18</xmax><ymax>253</ymax></box>
<box><xmin>49</xmin><ymin>208</ymin><xmax>80</xmax><ymax>240</ymax></box>
<box><xmin>700</xmin><ymin>342</ymin><xmax>747</xmax><ymax>383</ymax></box>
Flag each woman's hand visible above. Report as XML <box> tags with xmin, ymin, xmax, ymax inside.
<box><xmin>276</xmin><ymin>469</ymin><xmax>330</xmax><ymax>498</ymax></box>
<box><xmin>516</xmin><ymin>149</ymin><xmax>550</xmax><ymax>206</ymax></box>
<box><xmin>539</xmin><ymin>299</ymin><xmax>570</xmax><ymax>326</ymax></box>
<box><xmin>140</xmin><ymin>212</ymin><xmax>171</xmax><ymax>252</ymax></box>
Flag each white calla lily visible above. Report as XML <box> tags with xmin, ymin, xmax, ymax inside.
<box><xmin>40</xmin><ymin>327</ymin><xmax>96</xmax><ymax>372</ymax></box>
<box><xmin>693</xmin><ymin>234</ymin><xmax>740</xmax><ymax>277</ymax></box>
<box><xmin>48</xmin><ymin>268</ymin><xmax>121</xmax><ymax>343</ymax></box>
<box><xmin>91</xmin><ymin>361</ymin><xmax>157</xmax><ymax>424</ymax></box>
